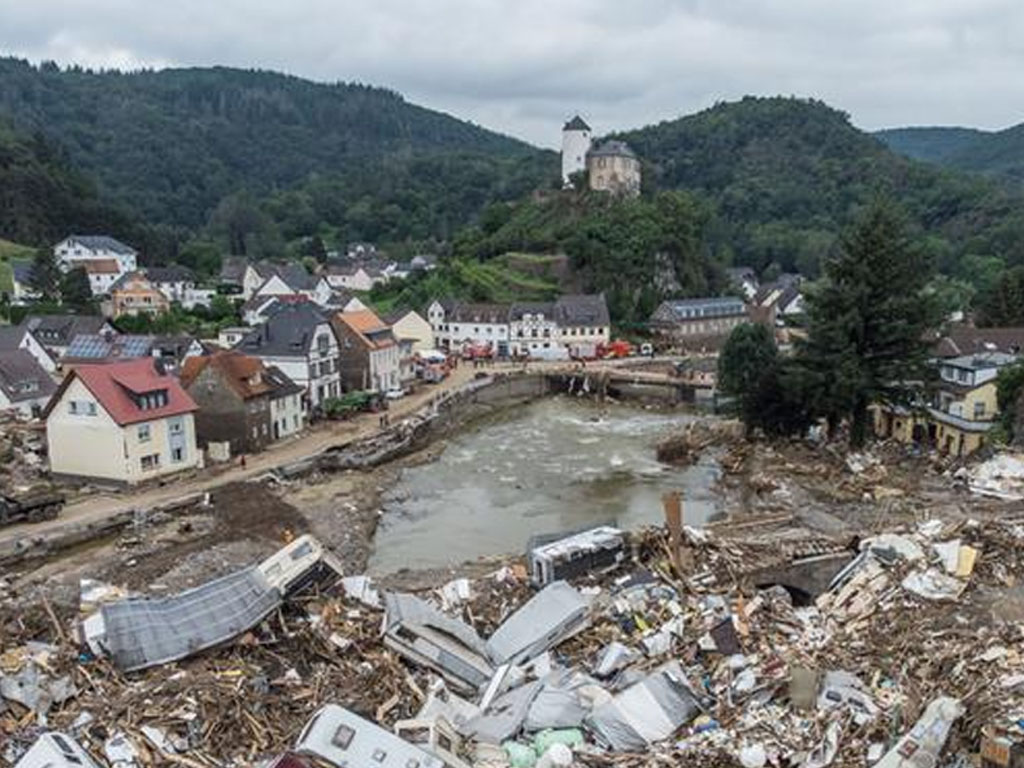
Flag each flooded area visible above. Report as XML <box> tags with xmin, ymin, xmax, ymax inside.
<box><xmin>369</xmin><ymin>397</ymin><xmax>722</xmax><ymax>573</ymax></box>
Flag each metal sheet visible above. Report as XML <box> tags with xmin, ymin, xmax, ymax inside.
<box><xmin>486</xmin><ymin>581</ymin><xmax>590</xmax><ymax>666</ymax></box>
<box><xmin>97</xmin><ymin>567</ymin><xmax>280</xmax><ymax>671</ymax></box>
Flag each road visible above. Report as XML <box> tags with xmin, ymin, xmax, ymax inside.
<box><xmin>0</xmin><ymin>365</ymin><xmax>481</xmax><ymax>548</ymax></box>
<box><xmin>0</xmin><ymin>357</ymin><xmax>696</xmax><ymax>549</ymax></box>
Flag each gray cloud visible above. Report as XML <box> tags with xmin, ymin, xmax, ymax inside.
<box><xmin>1</xmin><ymin>0</ymin><xmax>1023</xmax><ymax>146</ymax></box>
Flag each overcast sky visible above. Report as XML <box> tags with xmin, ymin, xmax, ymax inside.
<box><xmin>1</xmin><ymin>0</ymin><xmax>1023</xmax><ymax>147</ymax></box>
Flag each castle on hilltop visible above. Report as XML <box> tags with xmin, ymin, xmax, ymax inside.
<box><xmin>561</xmin><ymin>115</ymin><xmax>640</xmax><ymax>197</ymax></box>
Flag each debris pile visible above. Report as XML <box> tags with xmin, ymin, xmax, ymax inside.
<box><xmin>0</xmin><ymin>414</ymin><xmax>49</xmax><ymax>494</ymax></box>
<box><xmin>2</xmin><ymin>516</ymin><xmax>1023</xmax><ymax>768</ymax></box>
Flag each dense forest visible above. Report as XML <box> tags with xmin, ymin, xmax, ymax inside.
<box><xmin>877</xmin><ymin>122</ymin><xmax>1024</xmax><ymax>185</ymax></box>
<box><xmin>0</xmin><ymin>58</ymin><xmax>557</xmax><ymax>256</ymax></box>
<box><xmin>5</xmin><ymin>60</ymin><xmax>1024</xmax><ymax>323</ymax></box>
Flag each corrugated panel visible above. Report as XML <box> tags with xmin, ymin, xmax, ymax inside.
<box><xmin>99</xmin><ymin>567</ymin><xmax>281</xmax><ymax>671</ymax></box>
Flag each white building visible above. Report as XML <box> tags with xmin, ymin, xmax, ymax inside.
<box><xmin>0</xmin><ymin>350</ymin><xmax>57</xmax><ymax>417</ymax></box>
<box><xmin>561</xmin><ymin>116</ymin><xmax>592</xmax><ymax>187</ymax></box>
<box><xmin>54</xmin><ymin>235</ymin><xmax>138</xmax><ymax>295</ymax></box>
<box><xmin>427</xmin><ymin>300</ymin><xmax>511</xmax><ymax>356</ymax></box>
<box><xmin>44</xmin><ymin>358</ymin><xmax>200</xmax><ymax>485</ymax></box>
<box><xmin>146</xmin><ymin>265</ymin><xmax>196</xmax><ymax>303</ymax></box>
<box><xmin>235</xmin><ymin>303</ymin><xmax>341</xmax><ymax>412</ymax></box>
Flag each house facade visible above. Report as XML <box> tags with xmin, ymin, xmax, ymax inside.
<box><xmin>385</xmin><ymin>309</ymin><xmax>434</xmax><ymax>352</ymax></box>
<box><xmin>45</xmin><ymin>359</ymin><xmax>200</xmax><ymax>485</ymax></box>
<box><xmin>587</xmin><ymin>141</ymin><xmax>641</xmax><ymax>196</ymax></box>
<box><xmin>0</xmin><ymin>350</ymin><xmax>57</xmax><ymax>417</ymax></box>
<box><xmin>146</xmin><ymin>265</ymin><xmax>196</xmax><ymax>303</ymax></box>
<box><xmin>105</xmin><ymin>272</ymin><xmax>171</xmax><ymax>318</ymax></box>
<box><xmin>54</xmin><ymin>235</ymin><xmax>137</xmax><ymax>294</ymax></box>
<box><xmin>553</xmin><ymin>294</ymin><xmax>611</xmax><ymax>353</ymax></box>
<box><xmin>235</xmin><ymin>303</ymin><xmax>341</xmax><ymax>413</ymax></box>
<box><xmin>332</xmin><ymin>309</ymin><xmax>401</xmax><ymax>393</ymax></box>
<box><xmin>649</xmin><ymin>297</ymin><xmax>749</xmax><ymax>347</ymax></box>
<box><xmin>874</xmin><ymin>352</ymin><xmax>1017</xmax><ymax>457</ymax></box>
<box><xmin>265</xmin><ymin>366</ymin><xmax>305</xmax><ymax>440</ymax></box>
<box><xmin>19</xmin><ymin>315</ymin><xmax>114</xmax><ymax>359</ymax></box>
<box><xmin>0</xmin><ymin>326</ymin><xmax>58</xmax><ymax>374</ymax></box>
<box><xmin>428</xmin><ymin>301</ymin><xmax>510</xmax><ymax>355</ymax></box>
<box><xmin>181</xmin><ymin>351</ymin><xmax>283</xmax><ymax>456</ymax></box>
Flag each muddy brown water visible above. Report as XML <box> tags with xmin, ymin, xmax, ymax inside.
<box><xmin>368</xmin><ymin>397</ymin><xmax>722</xmax><ymax>573</ymax></box>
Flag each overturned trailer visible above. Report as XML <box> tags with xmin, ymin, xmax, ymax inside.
<box><xmin>527</xmin><ymin>526</ymin><xmax>627</xmax><ymax>587</ymax></box>
<box><xmin>81</xmin><ymin>536</ymin><xmax>343</xmax><ymax>671</ymax></box>
<box><xmin>295</xmin><ymin>704</ymin><xmax>444</xmax><ymax>768</ymax></box>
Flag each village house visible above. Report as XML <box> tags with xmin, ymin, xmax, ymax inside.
<box><xmin>875</xmin><ymin>351</ymin><xmax>1018</xmax><ymax>457</ymax></box>
<box><xmin>385</xmin><ymin>255</ymin><xmax>437</xmax><ymax>282</ymax></box>
<box><xmin>0</xmin><ymin>350</ymin><xmax>57</xmax><ymax>417</ymax></box>
<box><xmin>933</xmin><ymin>324</ymin><xmax>1024</xmax><ymax>358</ymax></box>
<box><xmin>649</xmin><ymin>297</ymin><xmax>749</xmax><ymax>347</ymax></box>
<box><xmin>428</xmin><ymin>300</ymin><xmax>510</xmax><ymax>355</ymax></box>
<box><xmin>19</xmin><ymin>314</ymin><xmax>115</xmax><ymax>359</ymax></box>
<box><xmin>752</xmin><ymin>274</ymin><xmax>804</xmax><ymax>325</ymax></box>
<box><xmin>240</xmin><ymin>261</ymin><xmax>333</xmax><ymax>305</ymax></box>
<box><xmin>241</xmin><ymin>293</ymin><xmax>311</xmax><ymax>326</ymax></box>
<box><xmin>323</xmin><ymin>262</ymin><xmax>387</xmax><ymax>292</ymax></box>
<box><xmin>10</xmin><ymin>262</ymin><xmax>39</xmax><ymax>305</ymax></box>
<box><xmin>553</xmin><ymin>294</ymin><xmax>610</xmax><ymax>354</ymax></box>
<box><xmin>0</xmin><ymin>325</ymin><xmax>59</xmax><ymax>374</ymax></box>
<box><xmin>44</xmin><ymin>358</ymin><xmax>200</xmax><ymax>485</ymax></box>
<box><xmin>104</xmin><ymin>272</ymin><xmax>171</xmax><ymax>319</ymax></box>
<box><xmin>61</xmin><ymin>334</ymin><xmax>155</xmax><ymax>369</ymax></box>
<box><xmin>586</xmin><ymin>140</ymin><xmax>642</xmax><ymax>196</ymax></box>
<box><xmin>217</xmin><ymin>327</ymin><xmax>251</xmax><ymax>348</ymax></box>
<box><xmin>54</xmin><ymin>235</ymin><xmax>137</xmax><ymax>295</ymax></box>
<box><xmin>145</xmin><ymin>265</ymin><xmax>196</xmax><ymax>304</ymax></box>
<box><xmin>384</xmin><ymin>309</ymin><xmax>434</xmax><ymax>352</ymax></box>
<box><xmin>726</xmin><ymin>267</ymin><xmax>760</xmax><ymax>300</ymax></box>
<box><xmin>509</xmin><ymin>302</ymin><xmax>560</xmax><ymax>357</ymax></box>
<box><xmin>235</xmin><ymin>303</ymin><xmax>341</xmax><ymax>413</ymax></box>
<box><xmin>264</xmin><ymin>366</ymin><xmax>305</xmax><ymax>441</ymax></box>
<box><xmin>332</xmin><ymin>309</ymin><xmax>401</xmax><ymax>393</ymax></box>
<box><xmin>181</xmin><ymin>350</ymin><xmax>304</xmax><ymax>456</ymax></box>
<box><xmin>217</xmin><ymin>256</ymin><xmax>249</xmax><ymax>296</ymax></box>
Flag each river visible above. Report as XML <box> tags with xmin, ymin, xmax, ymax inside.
<box><xmin>368</xmin><ymin>397</ymin><xmax>721</xmax><ymax>573</ymax></box>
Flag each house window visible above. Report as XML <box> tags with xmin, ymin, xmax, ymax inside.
<box><xmin>140</xmin><ymin>454</ymin><xmax>160</xmax><ymax>471</ymax></box>
<box><xmin>171</xmin><ymin>447</ymin><xmax>184</xmax><ymax>463</ymax></box>
<box><xmin>169</xmin><ymin>418</ymin><xmax>183</xmax><ymax>434</ymax></box>
<box><xmin>974</xmin><ymin>401</ymin><xmax>986</xmax><ymax>419</ymax></box>
<box><xmin>317</xmin><ymin>334</ymin><xmax>329</xmax><ymax>354</ymax></box>
<box><xmin>137</xmin><ymin>424</ymin><xmax>151</xmax><ymax>442</ymax></box>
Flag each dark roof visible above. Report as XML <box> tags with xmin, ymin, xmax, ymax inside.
<box><xmin>181</xmin><ymin>350</ymin><xmax>274</xmax><ymax>400</ymax></box>
<box><xmin>11</xmin><ymin>262</ymin><xmax>33</xmax><ymax>285</ymax></box>
<box><xmin>753</xmin><ymin>280</ymin><xmax>801</xmax><ymax>309</ymax></box>
<box><xmin>508</xmin><ymin>301</ymin><xmax>555</xmax><ymax>321</ymax></box>
<box><xmin>254</xmin><ymin>261</ymin><xmax>316</xmax><ymax>291</ymax></box>
<box><xmin>563</xmin><ymin>115</ymin><xmax>591</xmax><ymax>131</ymax></box>
<box><xmin>20</xmin><ymin>315</ymin><xmax>110</xmax><ymax>347</ymax></box>
<box><xmin>0</xmin><ymin>326</ymin><xmax>27</xmax><ymax>351</ymax></box>
<box><xmin>66</xmin><ymin>235</ymin><xmax>136</xmax><ymax>255</ymax></box>
<box><xmin>0</xmin><ymin>350</ymin><xmax>56</xmax><ymax>404</ymax></box>
<box><xmin>63</xmin><ymin>334</ymin><xmax>154</xmax><ymax>362</ymax></box>
<box><xmin>108</xmin><ymin>271</ymin><xmax>156</xmax><ymax>293</ymax></box>
<box><xmin>237</xmin><ymin>303</ymin><xmax>331</xmax><ymax>358</ymax></box>
<box><xmin>587</xmin><ymin>140</ymin><xmax>636</xmax><ymax>159</ymax></box>
<box><xmin>448</xmin><ymin>302</ymin><xmax>509</xmax><ymax>324</ymax></box>
<box><xmin>264</xmin><ymin>365</ymin><xmax>304</xmax><ymax>398</ymax></box>
<box><xmin>146</xmin><ymin>265</ymin><xmax>195</xmax><ymax>283</ymax></box>
<box><xmin>219</xmin><ymin>256</ymin><xmax>249</xmax><ymax>285</ymax></box>
<box><xmin>555</xmin><ymin>294</ymin><xmax>610</xmax><ymax>327</ymax></box>
<box><xmin>935</xmin><ymin>325</ymin><xmax>1024</xmax><ymax>358</ymax></box>
<box><xmin>651</xmin><ymin>297</ymin><xmax>747</xmax><ymax>323</ymax></box>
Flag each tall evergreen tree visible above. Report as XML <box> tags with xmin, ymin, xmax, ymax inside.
<box><xmin>60</xmin><ymin>267</ymin><xmax>95</xmax><ymax>312</ymax></box>
<box><xmin>718</xmin><ymin>322</ymin><xmax>778</xmax><ymax>435</ymax></box>
<box><xmin>28</xmin><ymin>247</ymin><xmax>61</xmax><ymax>301</ymax></box>
<box><xmin>797</xmin><ymin>199</ymin><xmax>941</xmax><ymax>448</ymax></box>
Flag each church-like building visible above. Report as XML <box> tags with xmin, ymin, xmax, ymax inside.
<box><xmin>561</xmin><ymin>115</ymin><xmax>641</xmax><ymax>197</ymax></box>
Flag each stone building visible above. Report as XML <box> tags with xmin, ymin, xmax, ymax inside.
<box><xmin>586</xmin><ymin>140</ymin><xmax>641</xmax><ymax>197</ymax></box>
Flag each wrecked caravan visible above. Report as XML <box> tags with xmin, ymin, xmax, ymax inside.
<box><xmin>296</xmin><ymin>704</ymin><xmax>444</xmax><ymax>768</ymax></box>
<box><xmin>394</xmin><ymin>716</ymin><xmax>472</xmax><ymax>768</ymax></box>
<box><xmin>486</xmin><ymin>581</ymin><xmax>590</xmax><ymax>666</ymax></box>
<box><xmin>527</xmin><ymin>526</ymin><xmax>627</xmax><ymax>587</ymax></box>
<box><xmin>587</xmin><ymin>661</ymin><xmax>702</xmax><ymax>751</ymax></box>
<box><xmin>14</xmin><ymin>732</ymin><xmax>102</xmax><ymax>768</ymax></box>
<box><xmin>82</xmin><ymin>536</ymin><xmax>341</xmax><ymax>671</ymax></box>
<box><xmin>383</xmin><ymin>592</ymin><xmax>494</xmax><ymax>693</ymax></box>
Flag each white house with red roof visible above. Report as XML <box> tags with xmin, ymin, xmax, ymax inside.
<box><xmin>44</xmin><ymin>358</ymin><xmax>200</xmax><ymax>485</ymax></box>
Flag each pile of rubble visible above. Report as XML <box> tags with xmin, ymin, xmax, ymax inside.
<box><xmin>2</xmin><ymin>513</ymin><xmax>1023</xmax><ymax>768</ymax></box>
<box><xmin>0</xmin><ymin>413</ymin><xmax>49</xmax><ymax>495</ymax></box>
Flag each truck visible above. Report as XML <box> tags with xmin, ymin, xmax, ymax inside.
<box><xmin>0</xmin><ymin>490</ymin><xmax>65</xmax><ymax>527</ymax></box>
<box><xmin>599</xmin><ymin>339</ymin><xmax>634</xmax><ymax>359</ymax></box>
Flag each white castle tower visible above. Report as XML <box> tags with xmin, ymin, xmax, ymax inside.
<box><xmin>561</xmin><ymin>115</ymin><xmax>592</xmax><ymax>187</ymax></box>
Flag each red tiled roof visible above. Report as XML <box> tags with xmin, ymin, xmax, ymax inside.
<box><xmin>70</xmin><ymin>259</ymin><xmax>121</xmax><ymax>275</ymax></box>
<box><xmin>180</xmin><ymin>350</ymin><xmax>274</xmax><ymax>400</ymax></box>
<box><xmin>48</xmin><ymin>358</ymin><xmax>197</xmax><ymax>426</ymax></box>
<box><xmin>333</xmin><ymin>309</ymin><xmax>395</xmax><ymax>350</ymax></box>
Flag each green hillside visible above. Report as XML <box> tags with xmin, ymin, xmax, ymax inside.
<box><xmin>0</xmin><ymin>58</ymin><xmax>556</xmax><ymax>244</ymax></box>
<box><xmin>875</xmin><ymin>127</ymin><xmax>989</xmax><ymax>164</ymax></box>
<box><xmin>610</xmin><ymin>97</ymin><xmax>1024</xmax><ymax>277</ymax></box>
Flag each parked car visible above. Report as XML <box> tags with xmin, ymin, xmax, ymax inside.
<box><xmin>385</xmin><ymin>387</ymin><xmax>406</xmax><ymax>400</ymax></box>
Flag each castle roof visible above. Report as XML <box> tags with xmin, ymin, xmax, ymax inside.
<box><xmin>563</xmin><ymin>115</ymin><xmax>591</xmax><ymax>132</ymax></box>
<box><xmin>588</xmin><ymin>140</ymin><xmax>637</xmax><ymax>159</ymax></box>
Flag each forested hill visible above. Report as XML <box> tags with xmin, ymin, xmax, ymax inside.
<box><xmin>0</xmin><ymin>58</ymin><xmax>556</xmax><ymax>233</ymax></box>
<box><xmin>874</xmin><ymin>127</ymin><xmax>989</xmax><ymax>164</ymax></box>
<box><xmin>0</xmin><ymin>118</ymin><xmax>132</xmax><ymax>245</ymax></box>
<box><xmin>877</xmin><ymin>123</ymin><xmax>1024</xmax><ymax>185</ymax></box>
<box><xmin>610</xmin><ymin>97</ymin><xmax>1024</xmax><ymax>277</ymax></box>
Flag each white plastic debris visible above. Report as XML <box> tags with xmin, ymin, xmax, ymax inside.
<box><xmin>901</xmin><ymin>569</ymin><xmax>967</xmax><ymax>601</ymax></box>
<box><xmin>739</xmin><ymin>743</ymin><xmax>767</xmax><ymax>768</ymax></box>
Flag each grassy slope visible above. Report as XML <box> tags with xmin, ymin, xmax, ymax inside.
<box><xmin>0</xmin><ymin>238</ymin><xmax>34</xmax><ymax>293</ymax></box>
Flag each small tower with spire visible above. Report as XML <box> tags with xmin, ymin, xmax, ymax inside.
<box><xmin>561</xmin><ymin>115</ymin><xmax>592</xmax><ymax>187</ymax></box>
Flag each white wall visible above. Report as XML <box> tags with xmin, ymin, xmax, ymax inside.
<box><xmin>270</xmin><ymin>391</ymin><xmax>304</xmax><ymax>439</ymax></box>
<box><xmin>561</xmin><ymin>128</ymin><xmax>591</xmax><ymax>186</ymax></box>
